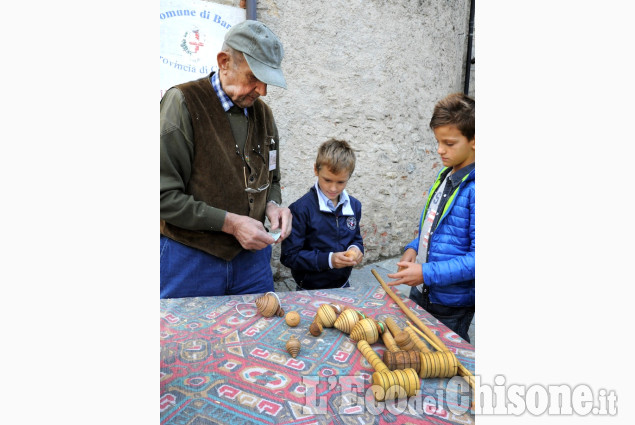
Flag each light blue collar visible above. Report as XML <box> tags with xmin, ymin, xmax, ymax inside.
<box><xmin>314</xmin><ymin>181</ymin><xmax>354</xmax><ymax>215</ymax></box>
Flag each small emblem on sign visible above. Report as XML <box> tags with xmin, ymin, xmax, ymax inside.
<box><xmin>181</xmin><ymin>28</ymin><xmax>206</xmax><ymax>61</ymax></box>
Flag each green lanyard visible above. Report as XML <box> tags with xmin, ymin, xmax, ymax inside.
<box><xmin>421</xmin><ymin>168</ymin><xmax>471</xmax><ymax>229</ymax></box>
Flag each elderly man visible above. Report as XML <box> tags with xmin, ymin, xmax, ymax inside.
<box><xmin>160</xmin><ymin>20</ymin><xmax>292</xmax><ymax>298</ymax></box>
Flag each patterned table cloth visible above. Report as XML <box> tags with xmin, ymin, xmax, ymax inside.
<box><xmin>160</xmin><ymin>278</ymin><xmax>475</xmax><ymax>424</ymax></box>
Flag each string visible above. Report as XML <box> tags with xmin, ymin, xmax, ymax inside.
<box><xmin>234</xmin><ymin>291</ymin><xmax>282</xmax><ymax>318</ymax></box>
<box><xmin>234</xmin><ymin>302</ymin><xmax>256</xmax><ymax>318</ymax></box>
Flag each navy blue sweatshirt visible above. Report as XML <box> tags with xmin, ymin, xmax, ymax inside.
<box><xmin>281</xmin><ymin>186</ymin><xmax>364</xmax><ymax>289</ymax></box>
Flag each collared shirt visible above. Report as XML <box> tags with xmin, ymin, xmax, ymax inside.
<box><xmin>210</xmin><ymin>70</ymin><xmax>247</xmax><ymax>116</ymax></box>
<box><xmin>429</xmin><ymin>162</ymin><xmax>475</xmax><ymax>233</ymax></box>
<box><xmin>314</xmin><ymin>181</ymin><xmax>354</xmax><ymax>215</ymax></box>
<box><xmin>416</xmin><ymin>172</ymin><xmax>450</xmax><ymax>266</ymax></box>
<box><xmin>314</xmin><ymin>181</ymin><xmax>356</xmax><ymax>268</ymax></box>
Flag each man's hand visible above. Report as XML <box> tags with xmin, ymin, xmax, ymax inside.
<box><xmin>222</xmin><ymin>212</ymin><xmax>275</xmax><ymax>250</ymax></box>
<box><xmin>386</xmin><ymin>248</ymin><xmax>422</xmax><ymax>287</ymax></box>
<box><xmin>266</xmin><ymin>202</ymin><xmax>292</xmax><ymax>243</ymax></box>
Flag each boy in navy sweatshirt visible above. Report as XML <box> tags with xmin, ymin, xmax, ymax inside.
<box><xmin>281</xmin><ymin>139</ymin><xmax>364</xmax><ymax>290</ymax></box>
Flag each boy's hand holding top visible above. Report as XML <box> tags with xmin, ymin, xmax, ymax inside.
<box><xmin>332</xmin><ymin>246</ymin><xmax>363</xmax><ymax>268</ymax></box>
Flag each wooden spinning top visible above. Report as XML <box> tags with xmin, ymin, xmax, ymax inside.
<box><xmin>255</xmin><ymin>293</ymin><xmax>285</xmax><ymax>318</ymax></box>
<box><xmin>309</xmin><ymin>320</ymin><xmax>323</xmax><ymax>336</ymax></box>
<box><xmin>350</xmin><ymin>318</ymin><xmax>383</xmax><ymax>344</ymax></box>
<box><xmin>383</xmin><ymin>350</ymin><xmax>421</xmax><ymax>372</ymax></box>
<box><xmin>418</xmin><ymin>350</ymin><xmax>458</xmax><ymax>379</ymax></box>
<box><xmin>385</xmin><ymin>316</ymin><xmax>417</xmax><ymax>351</ymax></box>
<box><xmin>285</xmin><ymin>311</ymin><xmax>300</xmax><ymax>327</ymax></box>
<box><xmin>382</xmin><ymin>349</ymin><xmax>458</xmax><ymax>379</ymax></box>
<box><xmin>329</xmin><ymin>303</ymin><xmax>347</xmax><ymax>315</ymax></box>
<box><xmin>372</xmin><ymin>368</ymin><xmax>419</xmax><ymax>399</ymax></box>
<box><xmin>334</xmin><ymin>308</ymin><xmax>363</xmax><ymax>334</ymax></box>
<box><xmin>394</xmin><ymin>330</ymin><xmax>417</xmax><ymax>352</ymax></box>
<box><xmin>357</xmin><ymin>340</ymin><xmax>420</xmax><ymax>400</ymax></box>
<box><xmin>316</xmin><ymin>303</ymin><xmax>338</xmax><ymax>328</ymax></box>
<box><xmin>286</xmin><ymin>335</ymin><xmax>301</xmax><ymax>358</ymax></box>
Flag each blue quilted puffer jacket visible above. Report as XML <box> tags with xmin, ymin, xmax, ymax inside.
<box><xmin>405</xmin><ymin>166</ymin><xmax>475</xmax><ymax>306</ymax></box>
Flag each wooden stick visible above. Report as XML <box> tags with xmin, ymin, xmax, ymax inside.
<box><xmin>406</xmin><ymin>322</ymin><xmax>441</xmax><ymax>351</ymax></box>
<box><xmin>385</xmin><ymin>316</ymin><xmax>418</xmax><ymax>351</ymax></box>
<box><xmin>404</xmin><ymin>326</ymin><xmax>431</xmax><ymax>353</ymax></box>
<box><xmin>381</xmin><ymin>329</ymin><xmax>400</xmax><ymax>353</ymax></box>
<box><xmin>372</xmin><ymin>269</ymin><xmax>448</xmax><ymax>349</ymax></box>
<box><xmin>372</xmin><ymin>269</ymin><xmax>475</xmax><ymax>389</ymax></box>
<box><xmin>357</xmin><ymin>340</ymin><xmax>389</xmax><ymax>373</ymax></box>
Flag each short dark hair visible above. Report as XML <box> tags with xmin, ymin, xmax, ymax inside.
<box><xmin>430</xmin><ymin>93</ymin><xmax>475</xmax><ymax>141</ymax></box>
<box><xmin>315</xmin><ymin>139</ymin><xmax>356</xmax><ymax>176</ymax></box>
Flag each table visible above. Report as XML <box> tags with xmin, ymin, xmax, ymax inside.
<box><xmin>160</xmin><ymin>277</ymin><xmax>475</xmax><ymax>424</ymax></box>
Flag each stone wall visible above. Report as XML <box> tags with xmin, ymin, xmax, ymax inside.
<box><xmin>208</xmin><ymin>0</ymin><xmax>472</xmax><ymax>279</ymax></box>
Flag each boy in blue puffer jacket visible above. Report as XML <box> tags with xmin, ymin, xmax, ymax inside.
<box><xmin>387</xmin><ymin>93</ymin><xmax>475</xmax><ymax>343</ymax></box>
<box><xmin>281</xmin><ymin>139</ymin><xmax>364</xmax><ymax>290</ymax></box>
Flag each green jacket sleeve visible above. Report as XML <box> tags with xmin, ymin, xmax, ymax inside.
<box><xmin>160</xmin><ymin>88</ymin><xmax>227</xmax><ymax>231</ymax></box>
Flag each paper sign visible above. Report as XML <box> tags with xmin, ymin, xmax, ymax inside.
<box><xmin>269</xmin><ymin>150</ymin><xmax>277</xmax><ymax>171</ymax></box>
<box><xmin>160</xmin><ymin>0</ymin><xmax>246</xmax><ymax>99</ymax></box>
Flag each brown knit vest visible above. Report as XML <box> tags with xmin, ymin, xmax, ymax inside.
<box><xmin>160</xmin><ymin>75</ymin><xmax>278</xmax><ymax>261</ymax></box>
